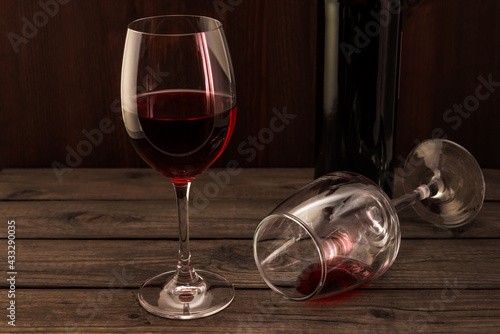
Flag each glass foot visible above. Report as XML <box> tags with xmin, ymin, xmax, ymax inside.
<box><xmin>138</xmin><ymin>270</ymin><xmax>235</xmax><ymax>319</ymax></box>
<box><xmin>403</xmin><ymin>139</ymin><xmax>485</xmax><ymax>229</ymax></box>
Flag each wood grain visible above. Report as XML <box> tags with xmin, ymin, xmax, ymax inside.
<box><xmin>0</xmin><ymin>289</ymin><xmax>499</xmax><ymax>333</ymax></box>
<box><xmin>0</xmin><ymin>199</ymin><xmax>271</xmax><ymax>239</ymax></box>
<box><xmin>1</xmin><ymin>0</ymin><xmax>499</xmax><ymax>170</ymax></box>
<box><xmin>1</xmin><ymin>239</ymin><xmax>499</xmax><ymax>289</ymax></box>
<box><xmin>397</xmin><ymin>0</ymin><xmax>500</xmax><ymax>168</ymax></box>
<box><xmin>0</xmin><ymin>0</ymin><xmax>317</xmax><ymax>169</ymax></box>
<box><xmin>0</xmin><ymin>167</ymin><xmax>498</xmax><ymax>332</ymax></box>
<box><xmin>0</xmin><ymin>168</ymin><xmax>496</xmax><ymax>241</ymax></box>
<box><xmin>0</xmin><ymin>167</ymin><xmax>498</xmax><ymax>201</ymax></box>
<box><xmin>0</xmin><ymin>200</ymin><xmax>498</xmax><ymax>240</ymax></box>
<box><xmin>0</xmin><ymin>168</ymin><xmax>314</xmax><ymax>201</ymax></box>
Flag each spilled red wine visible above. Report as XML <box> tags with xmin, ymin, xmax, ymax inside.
<box><xmin>130</xmin><ymin>90</ymin><xmax>237</xmax><ymax>182</ymax></box>
<box><xmin>295</xmin><ymin>257</ymin><xmax>372</xmax><ymax>297</ymax></box>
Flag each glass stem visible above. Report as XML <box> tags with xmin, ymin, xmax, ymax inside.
<box><xmin>172</xmin><ymin>181</ymin><xmax>198</xmax><ymax>283</ymax></box>
<box><xmin>391</xmin><ymin>178</ymin><xmax>442</xmax><ymax>212</ymax></box>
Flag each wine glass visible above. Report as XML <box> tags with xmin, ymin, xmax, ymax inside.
<box><xmin>121</xmin><ymin>15</ymin><xmax>237</xmax><ymax>319</ymax></box>
<box><xmin>254</xmin><ymin>139</ymin><xmax>485</xmax><ymax>301</ymax></box>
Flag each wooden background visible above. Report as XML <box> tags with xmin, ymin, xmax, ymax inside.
<box><xmin>1</xmin><ymin>0</ymin><xmax>499</xmax><ymax>172</ymax></box>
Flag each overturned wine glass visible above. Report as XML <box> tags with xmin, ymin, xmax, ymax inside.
<box><xmin>253</xmin><ymin>139</ymin><xmax>485</xmax><ymax>301</ymax></box>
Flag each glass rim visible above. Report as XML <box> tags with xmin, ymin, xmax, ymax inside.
<box><xmin>253</xmin><ymin>212</ymin><xmax>326</xmax><ymax>301</ymax></box>
<box><xmin>127</xmin><ymin>14</ymin><xmax>223</xmax><ymax>36</ymax></box>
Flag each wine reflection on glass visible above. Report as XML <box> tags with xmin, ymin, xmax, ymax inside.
<box><xmin>254</xmin><ymin>139</ymin><xmax>485</xmax><ymax>301</ymax></box>
<box><xmin>121</xmin><ymin>15</ymin><xmax>237</xmax><ymax>319</ymax></box>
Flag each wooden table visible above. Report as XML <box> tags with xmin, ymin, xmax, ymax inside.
<box><xmin>1</xmin><ymin>168</ymin><xmax>499</xmax><ymax>333</ymax></box>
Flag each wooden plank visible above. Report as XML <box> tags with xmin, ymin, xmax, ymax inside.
<box><xmin>2</xmin><ymin>239</ymin><xmax>499</xmax><ymax>289</ymax></box>
<box><xmin>0</xmin><ymin>200</ymin><xmax>273</xmax><ymax>239</ymax></box>
<box><xmin>397</xmin><ymin>0</ymin><xmax>500</xmax><ymax>169</ymax></box>
<box><xmin>0</xmin><ymin>0</ymin><xmax>318</xmax><ymax>170</ymax></box>
<box><xmin>0</xmin><ymin>200</ymin><xmax>498</xmax><ymax>239</ymax></box>
<box><xmin>0</xmin><ymin>168</ymin><xmax>314</xmax><ymax>201</ymax></box>
<box><xmin>0</xmin><ymin>167</ymin><xmax>498</xmax><ymax>200</ymax></box>
<box><xmin>483</xmin><ymin>168</ymin><xmax>500</xmax><ymax>200</ymax></box>
<box><xmin>397</xmin><ymin>201</ymin><xmax>500</xmax><ymax>239</ymax></box>
<box><xmin>1</xmin><ymin>289</ymin><xmax>499</xmax><ymax>333</ymax></box>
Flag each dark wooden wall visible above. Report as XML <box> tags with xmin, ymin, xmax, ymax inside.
<box><xmin>1</xmin><ymin>0</ymin><xmax>499</xmax><ymax>172</ymax></box>
<box><xmin>397</xmin><ymin>0</ymin><xmax>500</xmax><ymax>169</ymax></box>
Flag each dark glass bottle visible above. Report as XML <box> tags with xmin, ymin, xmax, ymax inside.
<box><xmin>315</xmin><ymin>0</ymin><xmax>401</xmax><ymax>197</ymax></box>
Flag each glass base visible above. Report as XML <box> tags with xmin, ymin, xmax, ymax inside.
<box><xmin>138</xmin><ymin>270</ymin><xmax>235</xmax><ymax>319</ymax></box>
<box><xmin>403</xmin><ymin>139</ymin><xmax>485</xmax><ymax>229</ymax></box>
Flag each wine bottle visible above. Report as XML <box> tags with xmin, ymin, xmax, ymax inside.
<box><xmin>315</xmin><ymin>0</ymin><xmax>401</xmax><ymax>197</ymax></box>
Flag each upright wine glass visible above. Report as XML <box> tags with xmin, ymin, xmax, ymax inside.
<box><xmin>121</xmin><ymin>15</ymin><xmax>237</xmax><ymax>319</ymax></box>
<box><xmin>254</xmin><ymin>139</ymin><xmax>485</xmax><ymax>301</ymax></box>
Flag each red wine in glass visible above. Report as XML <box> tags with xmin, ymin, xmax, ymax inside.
<box><xmin>122</xmin><ymin>15</ymin><xmax>238</xmax><ymax>319</ymax></box>
<box><xmin>130</xmin><ymin>89</ymin><xmax>237</xmax><ymax>182</ymax></box>
<box><xmin>296</xmin><ymin>258</ymin><xmax>372</xmax><ymax>297</ymax></box>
